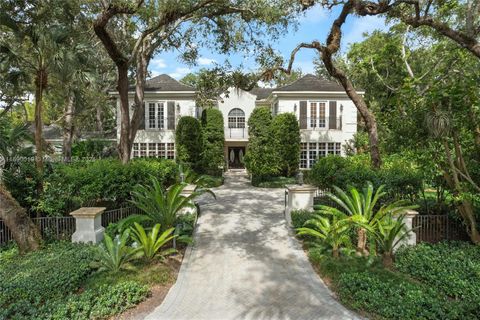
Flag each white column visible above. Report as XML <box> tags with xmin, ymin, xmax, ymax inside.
<box><xmin>179</xmin><ymin>184</ymin><xmax>197</xmax><ymax>215</ymax></box>
<box><xmin>284</xmin><ymin>184</ymin><xmax>317</xmax><ymax>226</ymax></box>
<box><xmin>70</xmin><ymin>207</ymin><xmax>106</xmax><ymax>244</ymax></box>
<box><xmin>394</xmin><ymin>209</ymin><xmax>419</xmax><ymax>251</ymax></box>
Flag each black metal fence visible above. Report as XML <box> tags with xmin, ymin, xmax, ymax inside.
<box><xmin>413</xmin><ymin>215</ymin><xmax>470</xmax><ymax>243</ymax></box>
<box><xmin>0</xmin><ymin>207</ymin><xmax>141</xmax><ymax>246</ymax></box>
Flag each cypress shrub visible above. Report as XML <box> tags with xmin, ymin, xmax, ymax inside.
<box><xmin>201</xmin><ymin>108</ymin><xmax>224</xmax><ymax>175</ymax></box>
<box><xmin>175</xmin><ymin>116</ymin><xmax>203</xmax><ymax>171</ymax></box>
<box><xmin>244</xmin><ymin>107</ymin><xmax>280</xmax><ymax>181</ymax></box>
<box><xmin>271</xmin><ymin>113</ymin><xmax>300</xmax><ymax>176</ymax></box>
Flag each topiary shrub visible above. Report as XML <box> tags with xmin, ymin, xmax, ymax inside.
<box><xmin>270</xmin><ymin>113</ymin><xmax>300</xmax><ymax>177</ymax></box>
<box><xmin>244</xmin><ymin>107</ymin><xmax>279</xmax><ymax>182</ymax></box>
<box><xmin>201</xmin><ymin>108</ymin><xmax>224</xmax><ymax>175</ymax></box>
<box><xmin>176</xmin><ymin>116</ymin><xmax>203</xmax><ymax>171</ymax></box>
<box><xmin>38</xmin><ymin>158</ymin><xmax>177</xmax><ymax>215</ymax></box>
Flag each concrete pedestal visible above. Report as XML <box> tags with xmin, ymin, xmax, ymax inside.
<box><xmin>284</xmin><ymin>184</ymin><xmax>317</xmax><ymax>226</ymax></box>
<box><xmin>179</xmin><ymin>184</ymin><xmax>197</xmax><ymax>215</ymax></box>
<box><xmin>394</xmin><ymin>209</ymin><xmax>418</xmax><ymax>251</ymax></box>
<box><xmin>70</xmin><ymin>207</ymin><xmax>106</xmax><ymax>244</ymax></box>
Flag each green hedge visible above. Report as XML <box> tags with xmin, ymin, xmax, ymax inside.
<box><xmin>176</xmin><ymin>116</ymin><xmax>203</xmax><ymax>171</ymax></box>
<box><xmin>201</xmin><ymin>108</ymin><xmax>224</xmax><ymax>175</ymax></box>
<box><xmin>38</xmin><ymin>158</ymin><xmax>177</xmax><ymax>215</ymax></box>
<box><xmin>270</xmin><ymin>113</ymin><xmax>300</xmax><ymax>177</ymax></box>
<box><xmin>309</xmin><ymin>154</ymin><xmax>423</xmax><ymax>201</ymax></box>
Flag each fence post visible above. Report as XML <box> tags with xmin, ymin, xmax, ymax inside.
<box><xmin>70</xmin><ymin>207</ymin><xmax>106</xmax><ymax>244</ymax></box>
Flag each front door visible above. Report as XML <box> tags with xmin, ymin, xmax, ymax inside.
<box><xmin>228</xmin><ymin>147</ymin><xmax>245</xmax><ymax>169</ymax></box>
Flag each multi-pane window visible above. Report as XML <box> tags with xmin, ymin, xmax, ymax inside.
<box><xmin>146</xmin><ymin>101</ymin><xmax>166</xmax><ymax>129</ymax></box>
<box><xmin>299</xmin><ymin>142</ymin><xmax>342</xmax><ymax>169</ymax></box>
<box><xmin>310</xmin><ymin>103</ymin><xmax>317</xmax><ymax>128</ymax></box>
<box><xmin>308</xmin><ymin>102</ymin><xmax>326</xmax><ymax>128</ymax></box>
<box><xmin>228</xmin><ymin>108</ymin><xmax>245</xmax><ymax>128</ymax></box>
<box><xmin>328</xmin><ymin>143</ymin><xmax>335</xmax><ymax>155</ymax></box>
<box><xmin>309</xmin><ymin>142</ymin><xmax>317</xmax><ymax>168</ymax></box>
<box><xmin>166</xmin><ymin>143</ymin><xmax>175</xmax><ymax>159</ymax></box>
<box><xmin>300</xmin><ymin>143</ymin><xmax>308</xmax><ymax>169</ymax></box>
<box><xmin>132</xmin><ymin>143</ymin><xmax>175</xmax><ymax>159</ymax></box>
<box><xmin>140</xmin><ymin>143</ymin><xmax>147</xmax><ymax>157</ymax></box>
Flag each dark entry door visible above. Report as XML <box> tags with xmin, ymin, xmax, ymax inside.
<box><xmin>228</xmin><ymin>147</ymin><xmax>245</xmax><ymax>169</ymax></box>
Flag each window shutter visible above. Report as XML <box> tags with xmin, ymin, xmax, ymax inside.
<box><xmin>299</xmin><ymin>101</ymin><xmax>307</xmax><ymax>129</ymax></box>
<box><xmin>329</xmin><ymin>101</ymin><xmax>337</xmax><ymax>129</ymax></box>
<box><xmin>139</xmin><ymin>102</ymin><xmax>145</xmax><ymax>130</ymax></box>
<box><xmin>167</xmin><ymin>101</ymin><xmax>175</xmax><ymax>130</ymax></box>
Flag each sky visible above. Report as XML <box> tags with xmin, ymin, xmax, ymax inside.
<box><xmin>149</xmin><ymin>5</ymin><xmax>388</xmax><ymax>81</ymax></box>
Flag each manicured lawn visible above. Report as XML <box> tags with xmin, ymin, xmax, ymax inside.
<box><xmin>0</xmin><ymin>241</ymin><xmax>175</xmax><ymax>319</ymax></box>
<box><xmin>307</xmin><ymin>242</ymin><xmax>480</xmax><ymax>320</ymax></box>
<box><xmin>255</xmin><ymin>176</ymin><xmax>296</xmax><ymax>188</ymax></box>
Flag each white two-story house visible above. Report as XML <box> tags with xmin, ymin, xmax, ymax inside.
<box><xmin>113</xmin><ymin>73</ymin><xmax>360</xmax><ymax>170</ymax></box>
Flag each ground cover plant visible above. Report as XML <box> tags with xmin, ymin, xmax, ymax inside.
<box><xmin>292</xmin><ymin>183</ymin><xmax>480</xmax><ymax>319</ymax></box>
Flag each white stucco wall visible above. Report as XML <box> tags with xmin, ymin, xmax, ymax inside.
<box><xmin>217</xmin><ymin>88</ymin><xmax>257</xmax><ymax>141</ymax></box>
<box><xmin>272</xmin><ymin>94</ymin><xmax>357</xmax><ymax>155</ymax></box>
<box><xmin>115</xmin><ymin>93</ymin><xmax>196</xmax><ymax>144</ymax></box>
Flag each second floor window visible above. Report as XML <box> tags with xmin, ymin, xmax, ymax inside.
<box><xmin>309</xmin><ymin>102</ymin><xmax>326</xmax><ymax>128</ymax></box>
<box><xmin>228</xmin><ymin>108</ymin><xmax>245</xmax><ymax>128</ymax></box>
<box><xmin>146</xmin><ymin>102</ymin><xmax>165</xmax><ymax>129</ymax></box>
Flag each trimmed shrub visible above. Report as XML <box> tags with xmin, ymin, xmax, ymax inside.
<box><xmin>38</xmin><ymin>158</ymin><xmax>177</xmax><ymax>215</ymax></box>
<box><xmin>309</xmin><ymin>154</ymin><xmax>423</xmax><ymax>202</ymax></box>
<box><xmin>72</xmin><ymin>138</ymin><xmax>116</xmax><ymax>158</ymax></box>
<box><xmin>201</xmin><ymin>108</ymin><xmax>224</xmax><ymax>175</ymax></box>
<box><xmin>244</xmin><ymin>107</ymin><xmax>279</xmax><ymax>181</ymax></box>
<box><xmin>176</xmin><ymin>116</ymin><xmax>203</xmax><ymax>171</ymax></box>
<box><xmin>270</xmin><ymin>113</ymin><xmax>300</xmax><ymax>176</ymax></box>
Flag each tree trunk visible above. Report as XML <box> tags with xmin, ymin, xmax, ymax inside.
<box><xmin>34</xmin><ymin>69</ymin><xmax>46</xmax><ymax>171</ymax></box>
<box><xmin>382</xmin><ymin>252</ymin><xmax>394</xmax><ymax>268</ymax></box>
<box><xmin>96</xmin><ymin>105</ymin><xmax>103</xmax><ymax>133</ymax></box>
<box><xmin>332</xmin><ymin>246</ymin><xmax>340</xmax><ymax>258</ymax></box>
<box><xmin>117</xmin><ymin>63</ymin><xmax>131</xmax><ymax>164</ymax></box>
<box><xmin>0</xmin><ymin>185</ymin><xmax>42</xmax><ymax>253</ymax></box>
<box><xmin>443</xmin><ymin>139</ymin><xmax>480</xmax><ymax>244</ymax></box>
<box><xmin>62</xmin><ymin>94</ymin><xmax>75</xmax><ymax>163</ymax></box>
<box><xmin>129</xmin><ymin>42</ymin><xmax>151</xmax><ymax>148</ymax></box>
<box><xmin>320</xmin><ymin>3</ymin><xmax>382</xmax><ymax>168</ymax></box>
<box><xmin>356</xmin><ymin>227</ymin><xmax>369</xmax><ymax>256</ymax></box>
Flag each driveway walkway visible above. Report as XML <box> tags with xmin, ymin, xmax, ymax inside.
<box><xmin>144</xmin><ymin>172</ymin><xmax>358</xmax><ymax>320</ymax></box>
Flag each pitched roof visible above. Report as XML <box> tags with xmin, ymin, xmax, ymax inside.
<box><xmin>249</xmin><ymin>87</ymin><xmax>273</xmax><ymax>100</ymax></box>
<box><xmin>274</xmin><ymin>74</ymin><xmax>345</xmax><ymax>92</ymax></box>
<box><xmin>132</xmin><ymin>74</ymin><xmax>195</xmax><ymax>92</ymax></box>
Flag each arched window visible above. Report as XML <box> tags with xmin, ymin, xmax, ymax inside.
<box><xmin>228</xmin><ymin>108</ymin><xmax>245</xmax><ymax>128</ymax></box>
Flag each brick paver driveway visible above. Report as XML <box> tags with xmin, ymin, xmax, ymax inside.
<box><xmin>144</xmin><ymin>172</ymin><xmax>359</xmax><ymax>320</ymax></box>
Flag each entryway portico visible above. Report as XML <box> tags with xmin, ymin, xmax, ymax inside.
<box><xmin>224</xmin><ymin>141</ymin><xmax>247</xmax><ymax>169</ymax></box>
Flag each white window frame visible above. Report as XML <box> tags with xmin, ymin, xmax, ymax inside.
<box><xmin>300</xmin><ymin>141</ymin><xmax>342</xmax><ymax>169</ymax></box>
<box><xmin>307</xmin><ymin>100</ymin><xmax>327</xmax><ymax>129</ymax></box>
<box><xmin>145</xmin><ymin>101</ymin><xmax>166</xmax><ymax>130</ymax></box>
<box><xmin>131</xmin><ymin>142</ymin><xmax>175</xmax><ymax>159</ymax></box>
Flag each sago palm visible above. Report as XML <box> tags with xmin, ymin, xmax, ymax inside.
<box><xmin>297</xmin><ymin>211</ymin><xmax>351</xmax><ymax>258</ymax></box>
<box><xmin>131</xmin><ymin>223</ymin><xmax>176</xmax><ymax>261</ymax></box>
<box><xmin>322</xmin><ymin>182</ymin><xmax>414</xmax><ymax>256</ymax></box>
<box><xmin>374</xmin><ymin>214</ymin><xmax>412</xmax><ymax>268</ymax></box>
<box><xmin>97</xmin><ymin>230</ymin><xmax>141</xmax><ymax>273</ymax></box>
<box><xmin>122</xmin><ymin>177</ymin><xmax>215</xmax><ymax>232</ymax></box>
